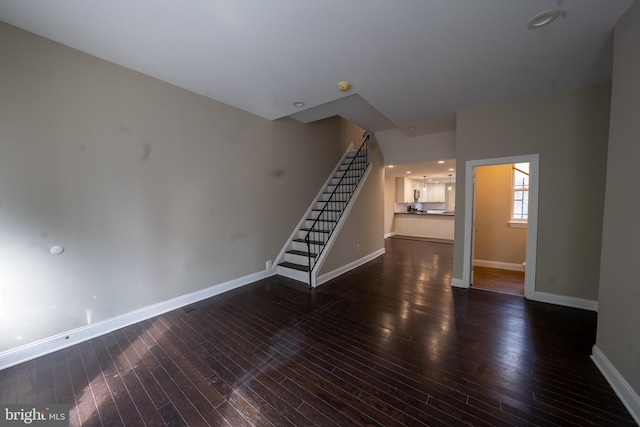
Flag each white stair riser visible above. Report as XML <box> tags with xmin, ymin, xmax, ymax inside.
<box><xmin>334</xmin><ymin>169</ymin><xmax>364</xmax><ymax>178</ymax></box>
<box><xmin>309</xmin><ymin>212</ymin><xmax>341</xmax><ymax>223</ymax></box>
<box><xmin>292</xmin><ymin>240</ymin><xmax>311</xmax><ymax>252</ymax></box>
<box><xmin>326</xmin><ymin>183</ymin><xmax>352</xmax><ymax>193</ymax></box>
<box><xmin>286</xmin><ymin>252</ymin><xmax>314</xmax><ymax>265</ymax></box>
<box><xmin>277</xmin><ymin>266</ymin><xmax>309</xmax><ymax>283</ymax></box>
<box><xmin>316</xmin><ymin>201</ymin><xmax>346</xmax><ymax>210</ymax></box>
<box><xmin>330</xmin><ymin>175</ymin><xmax>363</xmax><ymax>187</ymax></box>
<box><xmin>298</xmin><ymin>230</ymin><xmax>329</xmax><ymax>242</ymax></box>
<box><xmin>339</xmin><ymin>162</ymin><xmax>365</xmax><ymax>171</ymax></box>
<box><xmin>309</xmin><ymin>210</ymin><xmax>319</xmax><ymax>219</ymax></box>
<box><xmin>304</xmin><ymin>219</ymin><xmax>336</xmax><ymax>229</ymax></box>
<box><xmin>320</xmin><ymin>193</ymin><xmax>349</xmax><ymax>202</ymax></box>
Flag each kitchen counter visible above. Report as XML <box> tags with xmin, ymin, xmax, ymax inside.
<box><xmin>393</xmin><ymin>211</ymin><xmax>455</xmax><ymax>240</ymax></box>
<box><xmin>395</xmin><ymin>211</ymin><xmax>455</xmax><ymax>216</ymax></box>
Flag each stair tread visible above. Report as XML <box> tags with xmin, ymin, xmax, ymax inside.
<box><xmin>293</xmin><ymin>238</ymin><xmax>324</xmax><ymax>245</ymax></box>
<box><xmin>307</xmin><ymin>218</ymin><xmax>337</xmax><ymax>223</ymax></box>
<box><xmin>300</xmin><ymin>228</ymin><xmax>330</xmax><ymax>233</ymax></box>
<box><xmin>287</xmin><ymin>249</ymin><xmax>318</xmax><ymax>258</ymax></box>
<box><xmin>278</xmin><ymin>261</ymin><xmax>310</xmax><ymax>272</ymax></box>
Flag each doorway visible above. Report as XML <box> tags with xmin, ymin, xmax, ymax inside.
<box><xmin>461</xmin><ymin>155</ymin><xmax>539</xmax><ymax>299</ymax></box>
<box><xmin>471</xmin><ymin>163</ymin><xmax>527</xmax><ymax>296</ymax></box>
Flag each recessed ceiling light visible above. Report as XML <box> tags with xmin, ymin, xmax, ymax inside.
<box><xmin>449</xmin><ymin>168</ymin><xmax>454</xmax><ymax>171</ymax></box>
<box><xmin>387</xmin><ymin>165</ymin><xmax>394</xmax><ymax>168</ymax></box>
<box><xmin>293</xmin><ymin>101</ymin><xmax>305</xmax><ymax>107</ymax></box>
<box><xmin>406</xmin><ymin>171</ymin><xmax>411</xmax><ymax>174</ymax></box>
<box><xmin>407</xmin><ymin>126</ymin><xmax>416</xmax><ymax>131</ymax></box>
<box><xmin>438</xmin><ymin>160</ymin><xmax>445</xmax><ymax>164</ymax></box>
<box><xmin>527</xmin><ymin>9</ymin><xmax>560</xmax><ymax>29</ymax></box>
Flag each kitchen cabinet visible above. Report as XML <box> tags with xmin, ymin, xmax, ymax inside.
<box><xmin>426</xmin><ymin>183</ymin><xmax>446</xmax><ymax>202</ymax></box>
<box><xmin>445</xmin><ymin>184</ymin><xmax>455</xmax><ymax>212</ymax></box>
<box><xmin>396</xmin><ymin>178</ymin><xmax>425</xmax><ymax>203</ymax></box>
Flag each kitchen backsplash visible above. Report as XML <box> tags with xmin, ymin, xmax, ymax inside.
<box><xmin>395</xmin><ymin>202</ymin><xmax>446</xmax><ymax>213</ymax></box>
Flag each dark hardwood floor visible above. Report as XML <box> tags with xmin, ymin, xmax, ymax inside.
<box><xmin>472</xmin><ymin>266</ymin><xmax>525</xmax><ymax>296</ymax></box>
<box><xmin>0</xmin><ymin>238</ymin><xmax>635</xmax><ymax>426</ymax></box>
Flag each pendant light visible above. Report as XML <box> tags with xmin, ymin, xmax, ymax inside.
<box><xmin>423</xmin><ymin>176</ymin><xmax>426</xmax><ymax>190</ymax></box>
<box><xmin>447</xmin><ymin>174</ymin><xmax>452</xmax><ymax>191</ymax></box>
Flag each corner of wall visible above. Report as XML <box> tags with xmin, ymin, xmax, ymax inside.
<box><xmin>591</xmin><ymin>346</ymin><xmax>640</xmax><ymax>425</ymax></box>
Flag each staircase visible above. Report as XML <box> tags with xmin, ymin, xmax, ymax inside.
<box><xmin>276</xmin><ymin>133</ymin><xmax>370</xmax><ymax>287</ymax></box>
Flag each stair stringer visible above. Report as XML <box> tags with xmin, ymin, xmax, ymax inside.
<box><xmin>271</xmin><ymin>142</ymin><xmax>355</xmax><ymax>274</ymax></box>
<box><xmin>307</xmin><ymin>163</ymin><xmax>372</xmax><ymax>287</ymax></box>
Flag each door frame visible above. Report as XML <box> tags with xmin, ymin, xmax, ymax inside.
<box><xmin>461</xmin><ymin>154</ymin><xmax>539</xmax><ymax>299</ymax></box>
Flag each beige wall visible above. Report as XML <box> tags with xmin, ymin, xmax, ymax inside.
<box><xmin>320</xmin><ymin>133</ymin><xmax>385</xmax><ymax>274</ymax></box>
<box><xmin>454</xmin><ymin>82</ymin><xmax>611</xmax><ymax>300</ymax></box>
<box><xmin>474</xmin><ymin>164</ymin><xmax>526</xmax><ymax>265</ymax></box>
<box><xmin>0</xmin><ymin>22</ymin><xmax>351</xmax><ymax>353</ymax></box>
<box><xmin>596</xmin><ymin>1</ymin><xmax>640</xmax><ymax>396</ymax></box>
<box><xmin>383</xmin><ymin>168</ymin><xmax>398</xmax><ymax>236</ymax></box>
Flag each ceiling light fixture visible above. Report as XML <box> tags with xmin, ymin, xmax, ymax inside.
<box><xmin>338</xmin><ymin>81</ymin><xmax>351</xmax><ymax>92</ymax></box>
<box><xmin>448</xmin><ymin>174</ymin><xmax>453</xmax><ymax>191</ymax></box>
<box><xmin>423</xmin><ymin>176</ymin><xmax>427</xmax><ymax>190</ymax></box>
<box><xmin>406</xmin><ymin>171</ymin><xmax>412</xmax><ymax>174</ymax></box>
<box><xmin>527</xmin><ymin>9</ymin><xmax>561</xmax><ymax>29</ymax></box>
<box><xmin>293</xmin><ymin>101</ymin><xmax>305</xmax><ymax>107</ymax></box>
<box><xmin>407</xmin><ymin>126</ymin><xmax>416</xmax><ymax>131</ymax></box>
<box><xmin>438</xmin><ymin>160</ymin><xmax>445</xmax><ymax>164</ymax></box>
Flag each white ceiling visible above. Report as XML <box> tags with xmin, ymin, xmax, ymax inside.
<box><xmin>385</xmin><ymin>160</ymin><xmax>457</xmax><ymax>184</ymax></box>
<box><xmin>0</xmin><ymin>0</ymin><xmax>633</xmax><ymax>136</ymax></box>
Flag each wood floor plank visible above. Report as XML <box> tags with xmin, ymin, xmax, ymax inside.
<box><xmin>35</xmin><ymin>353</ymin><xmax>55</xmax><ymax>404</ymax></box>
<box><xmin>65</xmin><ymin>345</ymin><xmax>101</xmax><ymax>426</ymax></box>
<box><xmin>115</xmin><ymin>328</ymin><xmax>170</xmax><ymax>410</ymax></box>
<box><xmin>50</xmin><ymin>349</ymin><xmax>79</xmax><ymax>425</ymax></box>
<box><xmin>0</xmin><ymin>238</ymin><xmax>636</xmax><ymax>426</ymax></box>
<box><xmin>75</xmin><ymin>340</ymin><xmax>124</xmax><ymax>427</ymax></box>
<box><xmin>90</xmin><ymin>337</ymin><xmax>145</xmax><ymax>426</ymax></box>
<box><xmin>158</xmin><ymin>401</ymin><xmax>188</xmax><ymax>427</ymax></box>
<box><xmin>100</xmin><ymin>333</ymin><xmax>166</xmax><ymax>427</ymax></box>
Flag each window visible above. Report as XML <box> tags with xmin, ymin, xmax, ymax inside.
<box><xmin>510</xmin><ymin>162</ymin><xmax>529</xmax><ymax>227</ymax></box>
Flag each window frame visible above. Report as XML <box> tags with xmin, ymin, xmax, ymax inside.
<box><xmin>509</xmin><ymin>163</ymin><xmax>529</xmax><ymax>228</ymax></box>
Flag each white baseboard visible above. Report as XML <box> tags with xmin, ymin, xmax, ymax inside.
<box><xmin>0</xmin><ymin>269</ymin><xmax>269</xmax><ymax>371</ymax></box>
<box><xmin>451</xmin><ymin>278</ymin><xmax>469</xmax><ymax>288</ymax></box>
<box><xmin>591</xmin><ymin>345</ymin><xmax>640</xmax><ymax>425</ymax></box>
<box><xmin>533</xmin><ymin>291</ymin><xmax>598</xmax><ymax>312</ymax></box>
<box><xmin>384</xmin><ymin>232</ymin><xmax>397</xmax><ymax>239</ymax></box>
<box><xmin>316</xmin><ymin>248</ymin><xmax>385</xmax><ymax>287</ymax></box>
<box><xmin>474</xmin><ymin>259</ymin><xmax>524</xmax><ymax>272</ymax></box>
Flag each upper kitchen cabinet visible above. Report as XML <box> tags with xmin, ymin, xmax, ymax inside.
<box><xmin>396</xmin><ymin>177</ymin><xmax>425</xmax><ymax>203</ymax></box>
<box><xmin>426</xmin><ymin>183</ymin><xmax>446</xmax><ymax>203</ymax></box>
<box><xmin>445</xmin><ymin>184</ymin><xmax>455</xmax><ymax>212</ymax></box>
